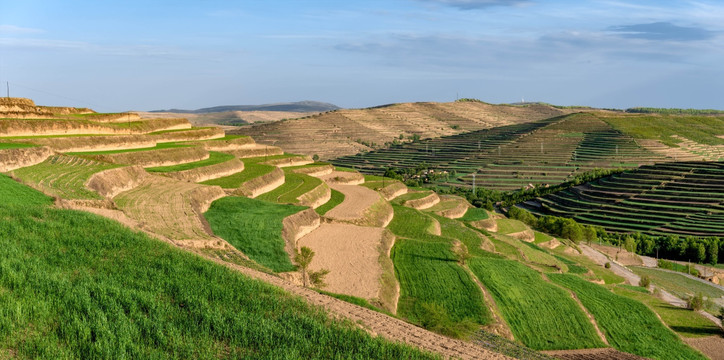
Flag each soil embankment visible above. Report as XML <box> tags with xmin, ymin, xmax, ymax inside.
<box><xmin>0</xmin><ymin>146</ymin><xmax>53</xmax><ymax>172</ymax></box>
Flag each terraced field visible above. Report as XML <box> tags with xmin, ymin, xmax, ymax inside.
<box><xmin>550</xmin><ymin>274</ymin><xmax>707</xmax><ymax>360</ymax></box>
<box><xmin>521</xmin><ymin>161</ymin><xmax>724</xmax><ymax>237</ymax></box>
<box><xmin>468</xmin><ymin>258</ymin><xmax>605</xmax><ymax>350</ymax></box>
<box><xmin>12</xmin><ymin>155</ymin><xmax>121</xmax><ymax>199</ymax></box>
<box><xmin>332</xmin><ymin>113</ymin><xmax>666</xmax><ymax>190</ymax></box>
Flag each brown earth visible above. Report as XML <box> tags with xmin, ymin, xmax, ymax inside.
<box><xmin>684</xmin><ymin>336</ymin><xmax>724</xmax><ymax>360</ymax></box>
<box><xmin>378</xmin><ymin>181</ymin><xmax>408</xmax><ymax>200</ymax></box>
<box><xmin>112</xmin><ymin>175</ymin><xmax>226</xmax><ymax>245</ymax></box>
<box><xmin>164</xmin><ymin>158</ymin><xmax>245</xmax><ymax>183</ymax></box>
<box><xmin>291</xmin><ymin>164</ymin><xmax>334</xmax><ymax>177</ymax></box>
<box><xmin>95</xmin><ymin>146</ymin><xmax>209</xmax><ymax>167</ymax></box>
<box><xmin>298</xmin><ymin>223</ymin><xmax>386</xmax><ymax>300</ymax></box>
<box><xmin>191</xmin><ymin>136</ymin><xmax>256</xmax><ymax>151</ymax></box>
<box><xmin>86</xmin><ymin>166</ymin><xmax>149</xmax><ymax>198</ymax></box>
<box><xmin>138</xmin><ymin>110</ymin><xmax>314</xmax><ymax>126</ymax></box>
<box><xmin>317</xmin><ymin>170</ymin><xmax>365</xmax><ymax>185</ymax></box>
<box><xmin>507</xmin><ymin>229</ymin><xmax>535</xmax><ymax>242</ymax></box>
<box><xmin>0</xmin><ymin>117</ymin><xmax>190</xmax><ymax>137</ymax></box>
<box><xmin>470</xmin><ymin>218</ymin><xmax>498</xmax><ymax>233</ymax></box>
<box><xmin>0</xmin><ymin>146</ymin><xmax>53</xmax><ymax>172</ymax></box>
<box><xmin>230</xmin><ymin>101</ymin><xmax>573</xmax><ymax>159</ymax></box>
<box><xmin>221</xmin><ymin>143</ymin><xmax>284</xmax><ymax>158</ymax></box>
<box><xmin>150</xmin><ymin>127</ymin><xmax>225</xmax><ymax>143</ymax></box>
<box><xmin>11</xmin><ymin>135</ymin><xmax>156</xmax><ymax>153</ymax></box>
<box><xmin>264</xmin><ymin>155</ymin><xmax>313</xmax><ymax>168</ymax></box>
<box><xmin>404</xmin><ymin>192</ymin><xmax>440</xmax><ymax>210</ymax></box>
<box><xmin>281</xmin><ymin>208</ymin><xmax>321</xmax><ymax>260</ymax></box>
<box><xmin>590</xmin><ymin>243</ymin><xmax>643</xmax><ymax>266</ymax></box>
<box><xmin>324</xmin><ymin>184</ymin><xmax>383</xmax><ymax>222</ymax></box>
<box><xmin>296</xmin><ymin>182</ymin><xmax>331</xmax><ymax>209</ymax></box>
<box><xmin>235</xmin><ymin>167</ymin><xmax>285</xmax><ymax>197</ymax></box>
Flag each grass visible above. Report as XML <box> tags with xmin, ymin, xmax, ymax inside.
<box><xmin>612</xmin><ymin>285</ymin><xmax>721</xmax><ymax>338</ymax></box>
<box><xmin>468</xmin><ymin>258</ymin><xmax>605</xmax><ymax>350</ymax></box>
<box><xmin>492</xmin><ymin>234</ymin><xmax>567</xmax><ymax>272</ymax></box>
<box><xmin>552</xmin><ymin>247</ymin><xmax>625</xmax><ymax>284</ymax></box>
<box><xmin>495</xmin><ymin>219</ymin><xmax>529</xmax><ymax>234</ymax></box>
<box><xmin>0</xmin><ymin>174</ymin><xmax>438</xmax><ymax>359</ymax></box>
<box><xmin>0</xmin><ymin>142</ymin><xmax>36</xmax><ymax>149</ymax></box>
<box><xmin>145</xmin><ymin>151</ymin><xmax>235</xmax><ymax>172</ymax></box>
<box><xmin>630</xmin><ymin>267</ymin><xmax>724</xmax><ymax>301</ymax></box>
<box><xmin>68</xmin><ymin>142</ymin><xmax>190</xmax><ymax>156</ymax></box>
<box><xmin>201</xmin><ymin>159</ymin><xmax>275</xmax><ymax>189</ymax></box>
<box><xmin>459</xmin><ymin>207</ymin><xmax>489</xmax><ymax>221</ymax></box>
<box><xmin>392</xmin><ymin>239</ymin><xmax>491</xmax><ymax>326</ymax></box>
<box><xmin>434</xmin><ymin>214</ymin><xmax>496</xmax><ymax>258</ymax></box>
<box><xmin>12</xmin><ymin>155</ymin><xmax>121</xmax><ymax>200</ymax></box>
<box><xmin>533</xmin><ymin>231</ymin><xmax>553</xmax><ymax>244</ymax></box>
<box><xmin>315</xmin><ymin>189</ymin><xmax>344</xmax><ymax>216</ymax></box>
<box><xmin>394</xmin><ymin>191</ymin><xmax>433</xmax><ymax>204</ymax></box>
<box><xmin>603</xmin><ymin>114</ymin><xmax>724</xmax><ymax>146</ymax></box>
<box><xmin>550</xmin><ymin>273</ymin><xmax>707</xmax><ymax>360</ymax></box>
<box><xmin>315</xmin><ymin>289</ymin><xmax>393</xmax><ymax>317</ymax></box>
<box><xmin>148</xmin><ymin>127</ymin><xmax>213</xmax><ymax>135</ymax></box>
<box><xmin>256</xmin><ymin>170</ymin><xmax>323</xmax><ymax>204</ymax></box>
<box><xmin>389</xmin><ymin>205</ymin><xmax>439</xmax><ymax>240</ymax></box>
<box><xmin>204</xmin><ymin>196</ymin><xmax>306</xmax><ymax>272</ymax></box>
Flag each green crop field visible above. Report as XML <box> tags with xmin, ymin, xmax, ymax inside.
<box><xmin>0</xmin><ymin>174</ymin><xmax>436</xmax><ymax>359</ymax></box>
<box><xmin>12</xmin><ymin>155</ymin><xmax>121</xmax><ymax>199</ymax></box>
<box><xmin>315</xmin><ymin>189</ymin><xmax>344</xmax><ymax>215</ymax></box>
<box><xmin>0</xmin><ymin>142</ymin><xmax>36</xmax><ymax>149</ymax></box>
<box><xmin>204</xmin><ymin>196</ymin><xmax>306</xmax><ymax>272</ymax></box>
<box><xmin>68</xmin><ymin>142</ymin><xmax>190</xmax><ymax>156</ymax></box>
<box><xmin>549</xmin><ymin>274</ymin><xmax>707</xmax><ymax>360</ymax></box>
<box><xmin>392</xmin><ymin>239</ymin><xmax>491</xmax><ymax>326</ymax></box>
<box><xmin>468</xmin><ymin>258</ymin><xmax>604</xmax><ymax>350</ymax></box>
<box><xmin>612</xmin><ymin>285</ymin><xmax>721</xmax><ymax>338</ymax></box>
<box><xmin>201</xmin><ymin>158</ymin><xmax>275</xmax><ymax>189</ymax></box>
<box><xmin>630</xmin><ymin>267</ymin><xmax>724</xmax><ymax>301</ymax></box>
<box><xmin>433</xmin><ymin>214</ymin><xmax>497</xmax><ymax>258</ymax></box>
<box><xmin>389</xmin><ymin>205</ymin><xmax>440</xmax><ymax>240</ymax></box>
<box><xmin>256</xmin><ymin>169</ymin><xmax>323</xmax><ymax>205</ymax></box>
<box><xmin>551</xmin><ymin>248</ymin><xmax>625</xmax><ymax>284</ymax></box>
<box><xmin>495</xmin><ymin>219</ymin><xmax>529</xmax><ymax>234</ymax></box>
<box><xmin>146</xmin><ymin>151</ymin><xmax>235</xmax><ymax>172</ymax></box>
<box><xmin>459</xmin><ymin>207</ymin><xmax>489</xmax><ymax>221</ymax></box>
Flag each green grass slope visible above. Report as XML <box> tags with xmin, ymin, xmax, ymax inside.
<box><xmin>204</xmin><ymin>196</ymin><xmax>306</xmax><ymax>272</ymax></box>
<box><xmin>549</xmin><ymin>273</ymin><xmax>706</xmax><ymax>360</ymax></box>
<box><xmin>468</xmin><ymin>258</ymin><xmax>605</xmax><ymax>350</ymax></box>
<box><xmin>0</xmin><ymin>175</ymin><xmax>436</xmax><ymax>359</ymax></box>
<box><xmin>12</xmin><ymin>155</ymin><xmax>120</xmax><ymax>199</ymax></box>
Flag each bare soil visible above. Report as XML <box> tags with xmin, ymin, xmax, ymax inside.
<box><xmin>324</xmin><ymin>184</ymin><xmax>381</xmax><ymax>222</ymax></box>
<box><xmin>298</xmin><ymin>223</ymin><xmax>385</xmax><ymax>300</ymax></box>
<box><xmin>684</xmin><ymin>336</ymin><xmax>724</xmax><ymax>360</ymax></box>
<box><xmin>542</xmin><ymin>348</ymin><xmax>646</xmax><ymax>360</ymax></box>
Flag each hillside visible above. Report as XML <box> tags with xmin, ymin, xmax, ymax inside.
<box><xmin>229</xmin><ymin>101</ymin><xmax>574</xmax><ymax>159</ymax></box>
<box><xmin>332</xmin><ymin>112</ymin><xmax>724</xmax><ymax>191</ymax></box>
<box><xmin>1</xmin><ymin>97</ymin><xmax>719</xmax><ymax>360</ymax></box>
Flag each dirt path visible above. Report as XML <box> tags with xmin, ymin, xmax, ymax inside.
<box><xmin>325</xmin><ymin>184</ymin><xmax>381</xmax><ymax>222</ymax></box>
<box><xmin>581</xmin><ymin>245</ymin><xmax>690</xmax><ymax>308</ymax></box>
<box><xmin>298</xmin><ymin>223</ymin><xmax>385</xmax><ymax>300</ymax></box>
<box><xmin>207</xmin><ymin>256</ymin><xmax>513</xmax><ymax>360</ymax></box>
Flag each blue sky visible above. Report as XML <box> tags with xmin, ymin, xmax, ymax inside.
<box><xmin>0</xmin><ymin>0</ymin><xmax>722</xmax><ymax>112</ymax></box>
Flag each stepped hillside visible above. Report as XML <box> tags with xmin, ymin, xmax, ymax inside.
<box><xmin>1</xmin><ymin>98</ymin><xmax>719</xmax><ymax>360</ymax></box>
<box><xmin>229</xmin><ymin>101</ymin><xmax>574</xmax><ymax>159</ymax></box>
<box><xmin>332</xmin><ymin>112</ymin><xmax>724</xmax><ymax>191</ymax></box>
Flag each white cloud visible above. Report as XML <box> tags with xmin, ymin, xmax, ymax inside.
<box><xmin>0</xmin><ymin>24</ymin><xmax>44</xmax><ymax>34</ymax></box>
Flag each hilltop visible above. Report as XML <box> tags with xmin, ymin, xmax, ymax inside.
<box><xmin>152</xmin><ymin>100</ymin><xmax>340</xmax><ymax>114</ymax></box>
<box><xmin>230</xmin><ymin>100</ymin><xmax>574</xmax><ymax>159</ymax></box>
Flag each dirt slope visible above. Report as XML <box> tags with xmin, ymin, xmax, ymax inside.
<box><xmin>230</xmin><ymin>101</ymin><xmax>572</xmax><ymax>159</ymax></box>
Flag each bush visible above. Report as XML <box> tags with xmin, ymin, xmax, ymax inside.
<box><xmin>687</xmin><ymin>293</ymin><xmax>704</xmax><ymax>311</ymax></box>
<box><xmin>605</xmin><ymin>262</ymin><xmax>611</xmax><ymax>269</ymax></box>
<box><xmin>639</xmin><ymin>275</ymin><xmax>651</xmax><ymax>289</ymax></box>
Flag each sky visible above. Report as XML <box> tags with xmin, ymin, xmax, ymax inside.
<box><xmin>0</xmin><ymin>0</ymin><xmax>722</xmax><ymax>112</ymax></box>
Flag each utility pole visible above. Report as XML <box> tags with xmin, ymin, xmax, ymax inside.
<box><xmin>472</xmin><ymin>173</ymin><xmax>476</xmax><ymax>194</ymax></box>
<box><xmin>541</xmin><ymin>142</ymin><xmax>544</xmax><ymax>154</ymax></box>
<box><xmin>6</xmin><ymin>82</ymin><xmax>9</xmax><ymax>98</ymax></box>
<box><xmin>498</xmin><ymin>145</ymin><xmax>501</xmax><ymax>157</ymax></box>
<box><xmin>478</xmin><ymin>140</ymin><xmax>481</xmax><ymax>150</ymax></box>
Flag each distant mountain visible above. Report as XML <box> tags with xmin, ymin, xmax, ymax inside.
<box><xmin>152</xmin><ymin>101</ymin><xmax>340</xmax><ymax>114</ymax></box>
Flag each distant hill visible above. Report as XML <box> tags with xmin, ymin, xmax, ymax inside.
<box><xmin>152</xmin><ymin>101</ymin><xmax>340</xmax><ymax>114</ymax></box>
<box><xmin>230</xmin><ymin>101</ymin><xmax>575</xmax><ymax>160</ymax></box>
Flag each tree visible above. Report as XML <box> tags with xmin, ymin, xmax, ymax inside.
<box><xmin>687</xmin><ymin>293</ymin><xmax>704</xmax><ymax>311</ymax></box>
<box><xmin>453</xmin><ymin>243</ymin><xmax>471</xmax><ymax>266</ymax></box>
<box><xmin>696</xmin><ymin>243</ymin><xmax>707</xmax><ymax>264</ymax></box>
<box><xmin>294</xmin><ymin>246</ymin><xmax>329</xmax><ymax>288</ymax></box>
<box><xmin>707</xmin><ymin>240</ymin><xmax>719</xmax><ymax>265</ymax></box>
<box><xmin>312</xmin><ymin>154</ymin><xmax>320</xmax><ymax>161</ymax></box>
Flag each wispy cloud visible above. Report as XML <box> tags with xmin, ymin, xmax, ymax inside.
<box><xmin>415</xmin><ymin>0</ymin><xmax>531</xmax><ymax>10</ymax></box>
<box><xmin>0</xmin><ymin>37</ymin><xmax>187</xmax><ymax>58</ymax></box>
<box><xmin>0</xmin><ymin>24</ymin><xmax>44</xmax><ymax>34</ymax></box>
<box><xmin>608</xmin><ymin>22</ymin><xmax>716</xmax><ymax>41</ymax></box>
